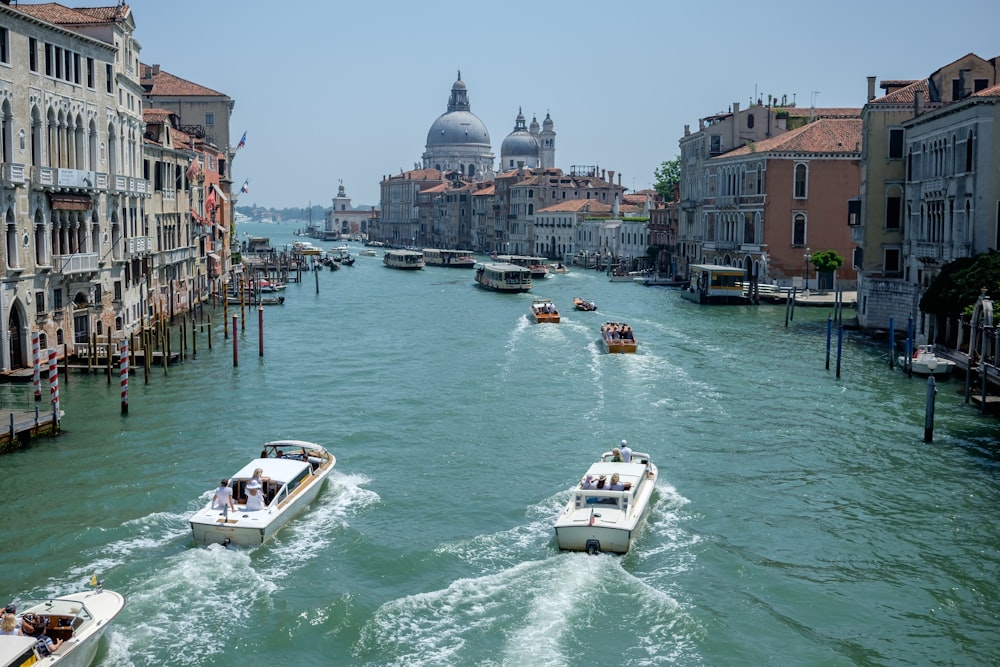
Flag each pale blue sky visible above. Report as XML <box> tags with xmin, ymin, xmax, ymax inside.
<box><xmin>126</xmin><ymin>0</ymin><xmax>999</xmax><ymax>209</ymax></box>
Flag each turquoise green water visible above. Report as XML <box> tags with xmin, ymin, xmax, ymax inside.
<box><xmin>2</xmin><ymin>222</ymin><xmax>999</xmax><ymax>666</ymax></box>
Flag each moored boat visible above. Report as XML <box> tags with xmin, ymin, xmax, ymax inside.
<box><xmin>529</xmin><ymin>299</ymin><xmax>560</xmax><ymax>323</ymax></box>
<box><xmin>474</xmin><ymin>262</ymin><xmax>532</xmax><ymax>293</ymax></box>
<box><xmin>600</xmin><ymin>322</ymin><xmax>637</xmax><ymax>353</ymax></box>
<box><xmin>898</xmin><ymin>344</ymin><xmax>955</xmax><ymax>376</ymax></box>
<box><xmin>554</xmin><ymin>449</ymin><xmax>658</xmax><ymax>554</ymax></box>
<box><xmin>383</xmin><ymin>249</ymin><xmax>425</xmax><ymax>270</ymax></box>
<box><xmin>189</xmin><ymin>440</ymin><xmax>336</xmax><ymax>547</ymax></box>
<box><xmin>423</xmin><ymin>248</ymin><xmax>476</xmax><ymax>268</ymax></box>
<box><xmin>2</xmin><ymin>586</ymin><xmax>126</xmax><ymax>667</ymax></box>
<box><xmin>573</xmin><ymin>297</ymin><xmax>597</xmax><ymax>312</ymax></box>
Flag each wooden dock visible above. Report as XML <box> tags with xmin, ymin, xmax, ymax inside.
<box><xmin>0</xmin><ymin>406</ymin><xmax>62</xmax><ymax>451</ymax></box>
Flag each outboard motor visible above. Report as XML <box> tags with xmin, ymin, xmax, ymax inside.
<box><xmin>585</xmin><ymin>539</ymin><xmax>601</xmax><ymax>555</ymax></box>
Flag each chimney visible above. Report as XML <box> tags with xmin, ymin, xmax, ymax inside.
<box><xmin>684</xmin><ymin>124</ymin><xmax>690</xmax><ymax>136</ymax></box>
<box><xmin>914</xmin><ymin>90</ymin><xmax>922</xmax><ymax>117</ymax></box>
<box><xmin>867</xmin><ymin>76</ymin><xmax>876</xmax><ymax>101</ymax></box>
<box><xmin>618</xmin><ymin>173</ymin><xmax>622</xmax><ymax>187</ymax></box>
<box><xmin>607</xmin><ymin>170</ymin><xmax>615</xmax><ymax>185</ymax></box>
<box><xmin>732</xmin><ymin>102</ymin><xmax>740</xmax><ymax>148</ymax></box>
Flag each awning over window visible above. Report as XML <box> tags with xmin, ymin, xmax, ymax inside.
<box><xmin>210</xmin><ymin>183</ymin><xmax>229</xmax><ymax>201</ymax></box>
<box><xmin>50</xmin><ymin>193</ymin><xmax>92</xmax><ymax>211</ymax></box>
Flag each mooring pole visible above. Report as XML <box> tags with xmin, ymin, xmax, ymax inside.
<box><xmin>924</xmin><ymin>376</ymin><xmax>937</xmax><ymax>442</ymax></box>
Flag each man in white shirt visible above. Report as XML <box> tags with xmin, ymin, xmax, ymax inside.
<box><xmin>619</xmin><ymin>439</ymin><xmax>633</xmax><ymax>463</ymax></box>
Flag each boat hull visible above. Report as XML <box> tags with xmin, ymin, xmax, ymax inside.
<box><xmin>13</xmin><ymin>589</ymin><xmax>125</xmax><ymax>667</ymax></box>
<box><xmin>554</xmin><ymin>457</ymin><xmax>657</xmax><ymax>555</ymax></box>
<box><xmin>189</xmin><ymin>441</ymin><xmax>335</xmax><ymax>547</ymax></box>
<box><xmin>190</xmin><ymin>477</ymin><xmax>327</xmax><ymax>546</ymax></box>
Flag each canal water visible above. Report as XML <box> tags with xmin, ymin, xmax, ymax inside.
<box><xmin>3</xmin><ymin>222</ymin><xmax>999</xmax><ymax>666</ymax></box>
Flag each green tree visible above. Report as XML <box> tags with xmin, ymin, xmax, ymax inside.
<box><xmin>920</xmin><ymin>250</ymin><xmax>1000</xmax><ymax>316</ymax></box>
<box><xmin>653</xmin><ymin>157</ymin><xmax>681</xmax><ymax>200</ymax></box>
<box><xmin>811</xmin><ymin>249</ymin><xmax>843</xmax><ymax>275</ymax></box>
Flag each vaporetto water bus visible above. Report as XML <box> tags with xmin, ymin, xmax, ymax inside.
<box><xmin>474</xmin><ymin>262</ymin><xmax>532</xmax><ymax>293</ymax></box>
<box><xmin>422</xmin><ymin>248</ymin><xmax>476</xmax><ymax>268</ymax></box>
<box><xmin>383</xmin><ymin>249</ymin><xmax>425</xmax><ymax>270</ymax></box>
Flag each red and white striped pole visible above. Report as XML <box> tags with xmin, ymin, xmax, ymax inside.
<box><xmin>120</xmin><ymin>338</ymin><xmax>129</xmax><ymax>415</ymax></box>
<box><xmin>48</xmin><ymin>348</ymin><xmax>59</xmax><ymax>416</ymax></box>
<box><xmin>32</xmin><ymin>331</ymin><xmax>41</xmax><ymax>402</ymax></box>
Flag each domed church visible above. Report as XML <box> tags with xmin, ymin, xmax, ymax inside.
<box><xmin>499</xmin><ymin>108</ymin><xmax>557</xmax><ymax>172</ymax></box>
<box><xmin>422</xmin><ymin>72</ymin><xmax>495</xmax><ymax>179</ymax></box>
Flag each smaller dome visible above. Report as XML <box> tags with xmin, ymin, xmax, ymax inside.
<box><xmin>501</xmin><ymin>131</ymin><xmax>539</xmax><ymax>157</ymax></box>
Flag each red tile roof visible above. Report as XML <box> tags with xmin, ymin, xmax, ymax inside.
<box><xmin>13</xmin><ymin>2</ymin><xmax>128</xmax><ymax>25</ymax></box>
<box><xmin>725</xmin><ymin>118</ymin><xmax>863</xmax><ymax>157</ymax></box>
<box><xmin>537</xmin><ymin>200</ymin><xmax>612</xmax><ymax>214</ymax></box>
<box><xmin>143</xmin><ymin>108</ymin><xmax>174</xmax><ymax>124</ymax></box>
<box><xmin>972</xmin><ymin>84</ymin><xmax>1000</xmax><ymax>97</ymax></box>
<box><xmin>141</xmin><ymin>63</ymin><xmax>226</xmax><ymax>97</ymax></box>
<box><xmin>871</xmin><ymin>79</ymin><xmax>930</xmax><ymax>105</ymax></box>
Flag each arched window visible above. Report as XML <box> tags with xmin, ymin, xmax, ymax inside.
<box><xmin>793</xmin><ymin>163</ymin><xmax>807</xmax><ymax>198</ymax></box>
<box><xmin>965</xmin><ymin>130</ymin><xmax>974</xmax><ymax>172</ymax></box>
<box><xmin>792</xmin><ymin>213</ymin><xmax>806</xmax><ymax>246</ymax></box>
<box><xmin>747</xmin><ymin>113</ymin><xmax>755</xmax><ymax>129</ymax></box>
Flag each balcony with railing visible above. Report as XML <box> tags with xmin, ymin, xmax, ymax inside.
<box><xmin>124</xmin><ymin>236</ymin><xmax>152</xmax><ymax>257</ymax></box>
<box><xmin>155</xmin><ymin>246</ymin><xmax>194</xmax><ymax>268</ymax></box>
<box><xmin>2</xmin><ymin>163</ymin><xmax>26</xmax><ymax>186</ymax></box>
<box><xmin>53</xmin><ymin>252</ymin><xmax>99</xmax><ymax>275</ymax></box>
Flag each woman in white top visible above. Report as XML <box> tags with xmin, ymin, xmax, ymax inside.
<box><xmin>245</xmin><ymin>478</ymin><xmax>265</xmax><ymax>511</ymax></box>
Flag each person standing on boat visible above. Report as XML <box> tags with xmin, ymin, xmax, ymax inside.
<box><xmin>619</xmin><ymin>440</ymin><xmax>633</xmax><ymax>463</ymax></box>
<box><xmin>213</xmin><ymin>479</ymin><xmax>235</xmax><ymax>512</ymax></box>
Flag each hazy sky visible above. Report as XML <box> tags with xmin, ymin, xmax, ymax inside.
<box><xmin>126</xmin><ymin>0</ymin><xmax>999</xmax><ymax>209</ymax></box>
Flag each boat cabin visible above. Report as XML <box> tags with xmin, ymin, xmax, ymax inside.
<box><xmin>680</xmin><ymin>264</ymin><xmax>749</xmax><ymax>304</ymax></box>
<box><xmin>475</xmin><ymin>262</ymin><xmax>532</xmax><ymax>292</ymax></box>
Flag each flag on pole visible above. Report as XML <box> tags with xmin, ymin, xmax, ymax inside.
<box><xmin>236</xmin><ymin>131</ymin><xmax>246</xmax><ymax>151</ymax></box>
<box><xmin>185</xmin><ymin>156</ymin><xmax>201</xmax><ymax>180</ymax></box>
<box><xmin>206</xmin><ymin>186</ymin><xmax>217</xmax><ymax>211</ymax></box>
<box><xmin>239</xmin><ymin>178</ymin><xmax>250</xmax><ymax>194</ymax></box>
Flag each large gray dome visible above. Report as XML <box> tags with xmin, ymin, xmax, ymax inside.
<box><xmin>426</xmin><ymin>110</ymin><xmax>491</xmax><ymax>147</ymax></box>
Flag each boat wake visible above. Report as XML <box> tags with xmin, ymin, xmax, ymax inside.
<box><xmin>97</xmin><ymin>471</ymin><xmax>377</xmax><ymax>666</ymax></box>
<box><xmin>351</xmin><ymin>481</ymin><xmax>699</xmax><ymax>666</ymax></box>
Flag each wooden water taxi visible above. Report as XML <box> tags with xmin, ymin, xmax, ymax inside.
<box><xmin>383</xmin><ymin>249</ymin><xmax>425</xmax><ymax>270</ymax></box>
<box><xmin>2</xmin><ymin>586</ymin><xmax>125</xmax><ymax>666</ymax></box>
<box><xmin>474</xmin><ymin>262</ymin><xmax>532</xmax><ymax>293</ymax></box>
<box><xmin>554</xmin><ymin>449</ymin><xmax>658</xmax><ymax>554</ymax></box>
<box><xmin>600</xmin><ymin>322</ymin><xmax>637</xmax><ymax>353</ymax></box>
<box><xmin>423</xmin><ymin>248</ymin><xmax>476</xmax><ymax>268</ymax></box>
<box><xmin>573</xmin><ymin>297</ymin><xmax>597</xmax><ymax>312</ymax></box>
<box><xmin>189</xmin><ymin>440</ymin><xmax>336</xmax><ymax>547</ymax></box>
<box><xmin>680</xmin><ymin>264</ymin><xmax>749</xmax><ymax>304</ymax></box>
<box><xmin>530</xmin><ymin>299</ymin><xmax>560</xmax><ymax>323</ymax></box>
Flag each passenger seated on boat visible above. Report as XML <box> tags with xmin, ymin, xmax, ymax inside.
<box><xmin>608</xmin><ymin>472</ymin><xmax>625</xmax><ymax>491</ymax></box>
<box><xmin>245</xmin><ymin>479</ymin><xmax>265</xmax><ymax>511</ymax></box>
<box><xmin>610</xmin><ymin>448</ymin><xmax>623</xmax><ymax>462</ymax></box>
<box><xmin>21</xmin><ymin>615</ymin><xmax>63</xmax><ymax>656</ymax></box>
<box><xmin>596</xmin><ymin>475</ymin><xmax>607</xmax><ymax>489</ymax></box>
<box><xmin>580</xmin><ymin>474</ymin><xmax>595</xmax><ymax>490</ymax></box>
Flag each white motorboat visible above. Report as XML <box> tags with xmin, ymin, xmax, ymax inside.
<box><xmin>554</xmin><ymin>450</ymin><xmax>657</xmax><ymax>554</ymax></box>
<box><xmin>189</xmin><ymin>440</ymin><xmax>336</xmax><ymax>547</ymax></box>
<box><xmin>898</xmin><ymin>344</ymin><xmax>956</xmax><ymax>376</ymax></box>
<box><xmin>1</xmin><ymin>586</ymin><xmax>125</xmax><ymax>667</ymax></box>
